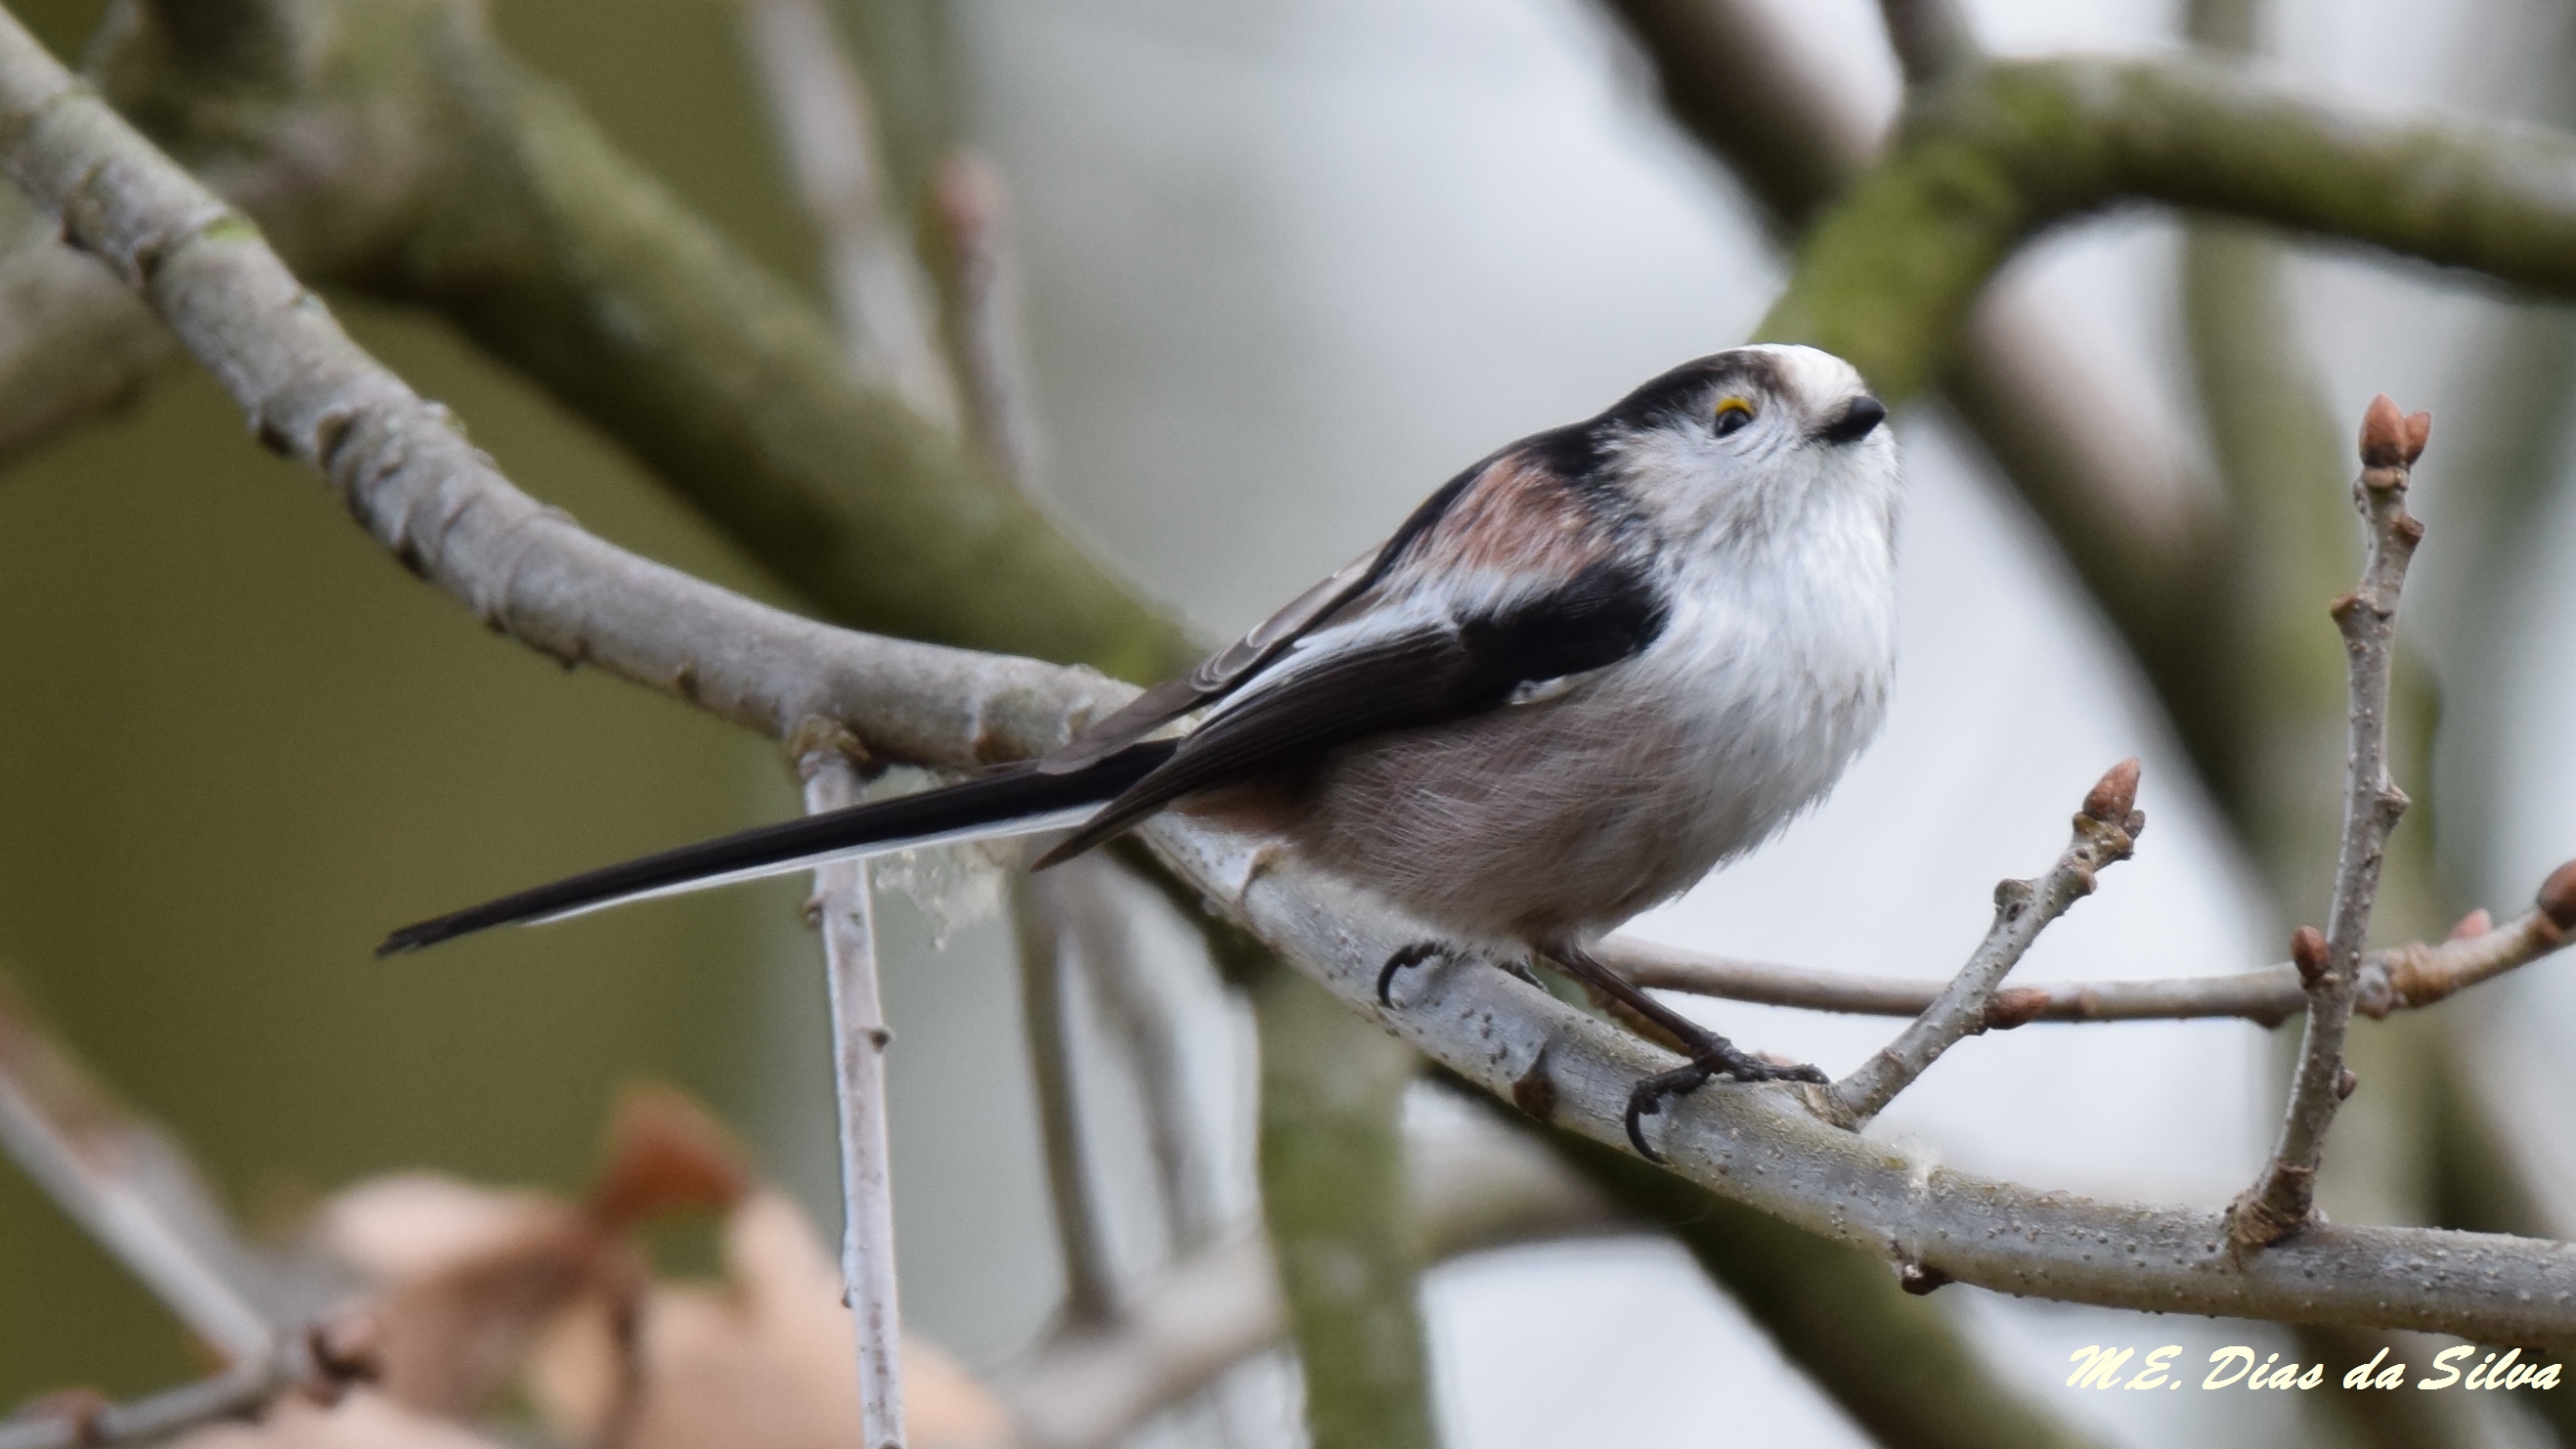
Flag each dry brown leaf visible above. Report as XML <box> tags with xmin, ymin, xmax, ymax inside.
<box><xmin>314</xmin><ymin>1172</ymin><xmax>635</xmax><ymax>1418</ymax></box>
<box><xmin>318</xmin><ymin>1174</ymin><xmax>579</xmax><ymax>1285</ymax></box>
<box><xmin>528</xmin><ymin>1190</ymin><xmax>1013</xmax><ymax>1449</ymax></box>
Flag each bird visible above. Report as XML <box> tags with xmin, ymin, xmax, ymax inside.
<box><xmin>380</xmin><ymin>343</ymin><xmax>1902</xmax><ymax>1160</ymax></box>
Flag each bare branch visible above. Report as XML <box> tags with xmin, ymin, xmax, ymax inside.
<box><xmin>1026</xmin><ymin>854</ymin><xmax>1220</xmax><ymax>1262</ymax></box>
<box><xmin>1000</xmin><ymin>1096</ymin><xmax>1625</xmax><ymax>1449</ymax></box>
<box><xmin>0</xmin><ymin>194</ymin><xmax>172</xmax><ymax>471</ymax></box>
<box><xmin>87</xmin><ymin>0</ymin><xmax>1190</xmax><ymax>680</ymax></box>
<box><xmin>935</xmin><ymin>153</ymin><xmax>1048</xmax><ymax>498</ymax></box>
<box><xmin>0</xmin><ymin>988</ymin><xmax>276</xmax><ymax>1364</ymax></box>
<box><xmin>0</xmin><ymin>1360</ymin><xmax>280</xmax><ymax>1449</ymax></box>
<box><xmin>800</xmin><ymin>742</ymin><xmax>908</xmax><ymax>1449</ymax></box>
<box><xmin>1248</xmin><ymin>964</ymin><xmax>1436</xmax><ymax>1449</ymax></box>
<box><xmin>1009</xmin><ymin>867</ymin><xmax>1120</xmax><ymax>1326</ymax></box>
<box><xmin>15</xmin><ymin>4</ymin><xmax>2576</xmax><ymax>1344</ymax></box>
<box><xmin>1876</xmin><ymin>0</ymin><xmax>1981</xmax><ymax>87</ymax></box>
<box><xmin>2231</xmin><ymin>398</ymin><xmax>2432</xmax><ymax>1249</ymax></box>
<box><xmin>1821</xmin><ymin>761</ymin><xmax>2141</xmax><ymax>1126</ymax></box>
<box><xmin>1595</xmin><ymin>0</ymin><xmax>2221</xmax><ymax>722</ymax></box>
<box><xmin>1600</xmin><ymin>864</ymin><xmax>2576</xmax><ymax>1029</ymax></box>
<box><xmin>738</xmin><ymin>0</ymin><xmax>960</xmax><ymax>428</ymax></box>
<box><xmin>1765</xmin><ymin>59</ymin><xmax>2576</xmax><ymax>402</ymax></box>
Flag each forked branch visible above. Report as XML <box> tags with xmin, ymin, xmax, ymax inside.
<box><xmin>8</xmin><ymin>4</ymin><xmax>2576</xmax><ymax>1343</ymax></box>
<box><xmin>1602</xmin><ymin>859</ymin><xmax>2576</xmax><ymax>1029</ymax></box>
<box><xmin>1821</xmin><ymin>760</ymin><xmax>2141</xmax><ymax>1126</ymax></box>
<box><xmin>2230</xmin><ymin>396</ymin><xmax>2431</xmax><ymax>1250</ymax></box>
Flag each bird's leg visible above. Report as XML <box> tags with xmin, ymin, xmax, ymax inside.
<box><xmin>1376</xmin><ymin>941</ymin><xmax>1455</xmax><ymax>1006</ymax></box>
<box><xmin>1549</xmin><ymin>944</ymin><xmax>1825</xmax><ymax>1163</ymax></box>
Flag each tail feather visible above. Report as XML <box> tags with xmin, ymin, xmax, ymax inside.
<box><xmin>376</xmin><ymin>740</ymin><xmax>1177</xmax><ymax>956</ymax></box>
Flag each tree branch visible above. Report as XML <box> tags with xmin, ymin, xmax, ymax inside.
<box><xmin>0</xmin><ymin>1360</ymin><xmax>289</xmax><ymax>1449</ymax></box>
<box><xmin>0</xmin><ymin>189</ymin><xmax>171</xmax><ymax>471</ymax></box>
<box><xmin>1599</xmin><ymin>862</ymin><xmax>2576</xmax><ymax>1029</ymax></box>
<box><xmin>1008</xmin><ymin>866</ymin><xmax>1121</xmax><ymax>1327</ymax></box>
<box><xmin>800</xmin><ymin>744</ymin><xmax>909</xmax><ymax>1449</ymax></box>
<box><xmin>2230</xmin><ymin>398</ymin><xmax>2430</xmax><ymax>1250</ymax></box>
<box><xmin>1247</xmin><ymin>963</ymin><xmax>1435</xmax><ymax>1449</ymax></box>
<box><xmin>998</xmin><ymin>1089</ymin><xmax>1628</xmax><ymax>1449</ymax></box>
<box><xmin>1875</xmin><ymin>0</ymin><xmax>1981</xmax><ymax>88</ymax></box>
<box><xmin>13</xmin><ymin>1</ymin><xmax>2576</xmax><ymax>1346</ymax></box>
<box><xmin>85</xmin><ymin>0</ymin><xmax>1191</xmax><ymax>681</ymax></box>
<box><xmin>1595</xmin><ymin>0</ymin><xmax>2222</xmax><ymax>734</ymax></box>
<box><xmin>1762</xmin><ymin>56</ymin><xmax>2576</xmax><ymax>402</ymax></box>
<box><xmin>935</xmin><ymin>153</ymin><xmax>1047</xmax><ymax>498</ymax></box>
<box><xmin>737</xmin><ymin>0</ymin><xmax>960</xmax><ymax>427</ymax></box>
<box><xmin>0</xmin><ymin>983</ymin><xmax>374</xmax><ymax>1448</ymax></box>
<box><xmin>1822</xmin><ymin>761</ymin><xmax>2141</xmax><ymax>1127</ymax></box>
<box><xmin>0</xmin><ymin>986</ymin><xmax>277</xmax><ymax>1365</ymax></box>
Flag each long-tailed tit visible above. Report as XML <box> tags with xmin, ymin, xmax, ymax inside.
<box><xmin>382</xmin><ymin>343</ymin><xmax>1900</xmax><ymax>1158</ymax></box>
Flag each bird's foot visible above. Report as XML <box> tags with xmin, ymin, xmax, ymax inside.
<box><xmin>1377</xmin><ymin>941</ymin><xmax>1457</xmax><ymax>1006</ymax></box>
<box><xmin>1624</xmin><ymin>1039</ymin><xmax>1827</xmax><ymax>1163</ymax></box>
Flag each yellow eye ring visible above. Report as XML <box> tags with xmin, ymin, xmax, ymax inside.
<box><xmin>1713</xmin><ymin>396</ymin><xmax>1756</xmax><ymax>437</ymax></box>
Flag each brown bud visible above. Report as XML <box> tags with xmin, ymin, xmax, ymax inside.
<box><xmin>2292</xmin><ymin>926</ymin><xmax>2331</xmax><ymax>985</ymax></box>
<box><xmin>1985</xmin><ymin>988</ymin><xmax>2052</xmax><ymax>1032</ymax></box>
<box><xmin>2360</xmin><ymin>394</ymin><xmax>2407</xmax><ymax>466</ymax></box>
<box><xmin>2447</xmin><ymin>908</ymin><xmax>2492</xmax><ymax>942</ymax></box>
<box><xmin>2541</xmin><ymin>859</ymin><xmax>2576</xmax><ymax>933</ymax></box>
<box><xmin>2404</xmin><ymin>409</ymin><xmax>2433</xmax><ymax>464</ymax></box>
<box><xmin>2082</xmin><ymin>758</ymin><xmax>2141</xmax><ymax>825</ymax></box>
<box><xmin>2336</xmin><ymin>1068</ymin><xmax>2359</xmax><ymax>1101</ymax></box>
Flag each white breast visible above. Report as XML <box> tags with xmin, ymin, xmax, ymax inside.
<box><xmin>1294</xmin><ymin>483</ymin><xmax>1899</xmax><ymax>947</ymax></box>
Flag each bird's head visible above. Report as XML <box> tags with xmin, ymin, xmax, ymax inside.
<box><xmin>1590</xmin><ymin>343</ymin><xmax>1898</xmax><ymax>548</ymax></box>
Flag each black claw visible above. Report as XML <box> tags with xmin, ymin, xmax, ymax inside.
<box><xmin>1376</xmin><ymin>941</ymin><xmax>1448</xmax><ymax>1006</ymax></box>
<box><xmin>1623</xmin><ymin>1048</ymin><xmax>1826</xmax><ymax>1162</ymax></box>
<box><xmin>1625</xmin><ymin>1063</ymin><xmax>1711</xmax><ymax>1161</ymax></box>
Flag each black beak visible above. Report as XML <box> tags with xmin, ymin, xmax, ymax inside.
<box><xmin>1817</xmin><ymin>395</ymin><xmax>1887</xmax><ymax>445</ymax></box>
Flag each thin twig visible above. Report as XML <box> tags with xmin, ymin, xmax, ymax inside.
<box><xmin>1009</xmin><ymin>868</ymin><xmax>1120</xmax><ymax>1326</ymax></box>
<box><xmin>2231</xmin><ymin>397</ymin><xmax>2432</xmax><ymax>1249</ymax></box>
<box><xmin>1600</xmin><ymin>861</ymin><xmax>2576</xmax><ymax>1028</ymax></box>
<box><xmin>0</xmin><ymin>988</ymin><xmax>375</xmax><ymax>1448</ymax></box>
<box><xmin>936</xmin><ymin>153</ymin><xmax>1048</xmax><ymax>498</ymax></box>
<box><xmin>738</xmin><ymin>0</ymin><xmax>959</xmax><ymax>428</ymax></box>
<box><xmin>998</xmin><ymin>1099</ymin><xmax>1623</xmax><ymax>1449</ymax></box>
<box><xmin>799</xmin><ymin>736</ymin><xmax>908</xmax><ymax>1449</ymax></box>
<box><xmin>0</xmin><ymin>991</ymin><xmax>276</xmax><ymax>1363</ymax></box>
<box><xmin>1821</xmin><ymin>761</ymin><xmax>2143</xmax><ymax>1127</ymax></box>
<box><xmin>1056</xmin><ymin>856</ymin><xmax>1219</xmax><ymax>1252</ymax></box>
<box><xmin>14</xmin><ymin>8</ymin><xmax>2576</xmax><ymax>1339</ymax></box>
<box><xmin>0</xmin><ymin>1360</ymin><xmax>283</xmax><ymax>1449</ymax></box>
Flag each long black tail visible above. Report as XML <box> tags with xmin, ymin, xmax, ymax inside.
<box><xmin>376</xmin><ymin>740</ymin><xmax>1178</xmax><ymax>957</ymax></box>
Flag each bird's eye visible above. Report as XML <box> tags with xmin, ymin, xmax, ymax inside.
<box><xmin>1713</xmin><ymin>397</ymin><xmax>1756</xmax><ymax>437</ymax></box>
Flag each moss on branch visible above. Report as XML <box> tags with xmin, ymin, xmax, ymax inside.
<box><xmin>1763</xmin><ymin>55</ymin><xmax>2576</xmax><ymax>400</ymax></box>
<box><xmin>1251</xmin><ymin>965</ymin><xmax>1438</xmax><ymax>1449</ymax></box>
<box><xmin>87</xmin><ymin>0</ymin><xmax>1194</xmax><ymax>682</ymax></box>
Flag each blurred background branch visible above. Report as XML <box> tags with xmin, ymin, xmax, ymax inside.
<box><xmin>9</xmin><ymin>0</ymin><xmax>2576</xmax><ymax>1447</ymax></box>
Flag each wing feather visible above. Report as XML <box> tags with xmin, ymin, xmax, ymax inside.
<box><xmin>1034</xmin><ymin>450</ymin><xmax>1504</xmax><ymax>774</ymax></box>
<box><xmin>1032</xmin><ymin>554</ymin><xmax>1665</xmax><ymax>865</ymax></box>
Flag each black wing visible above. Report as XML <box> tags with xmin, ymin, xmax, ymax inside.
<box><xmin>1034</xmin><ymin>451</ymin><xmax>1503</xmax><ymax>775</ymax></box>
<box><xmin>1032</xmin><ymin>556</ymin><xmax>1666</xmax><ymax>865</ymax></box>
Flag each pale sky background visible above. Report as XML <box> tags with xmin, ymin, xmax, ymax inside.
<box><xmin>743</xmin><ymin>0</ymin><xmax>2576</xmax><ymax>1444</ymax></box>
